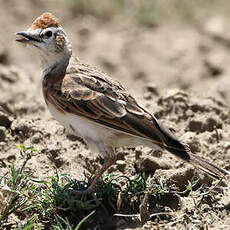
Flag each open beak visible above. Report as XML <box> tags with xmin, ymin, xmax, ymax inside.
<box><xmin>16</xmin><ymin>31</ymin><xmax>41</xmax><ymax>43</ymax></box>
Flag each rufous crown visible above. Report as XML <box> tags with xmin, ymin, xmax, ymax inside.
<box><xmin>29</xmin><ymin>12</ymin><xmax>60</xmax><ymax>30</ymax></box>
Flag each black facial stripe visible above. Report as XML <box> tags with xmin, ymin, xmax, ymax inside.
<box><xmin>24</xmin><ymin>34</ymin><xmax>41</xmax><ymax>42</ymax></box>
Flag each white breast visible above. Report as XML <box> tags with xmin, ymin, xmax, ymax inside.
<box><xmin>47</xmin><ymin>102</ymin><xmax>118</xmax><ymax>154</ymax></box>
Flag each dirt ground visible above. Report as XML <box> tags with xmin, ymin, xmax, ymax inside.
<box><xmin>0</xmin><ymin>0</ymin><xmax>230</xmax><ymax>229</ymax></box>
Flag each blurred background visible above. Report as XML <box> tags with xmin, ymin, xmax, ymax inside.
<box><xmin>1</xmin><ymin>0</ymin><xmax>230</xmax><ymax>100</ymax></box>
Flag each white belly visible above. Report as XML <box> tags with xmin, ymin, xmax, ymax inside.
<box><xmin>47</xmin><ymin>102</ymin><xmax>155</xmax><ymax>156</ymax></box>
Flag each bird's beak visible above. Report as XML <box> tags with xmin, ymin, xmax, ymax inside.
<box><xmin>16</xmin><ymin>31</ymin><xmax>41</xmax><ymax>44</ymax></box>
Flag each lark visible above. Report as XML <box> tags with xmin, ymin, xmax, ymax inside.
<box><xmin>16</xmin><ymin>12</ymin><xmax>229</xmax><ymax>193</ymax></box>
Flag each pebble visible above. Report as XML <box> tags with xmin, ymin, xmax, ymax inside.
<box><xmin>0</xmin><ymin>127</ymin><xmax>6</xmax><ymax>141</ymax></box>
<box><xmin>116</xmin><ymin>160</ymin><xmax>126</xmax><ymax>172</ymax></box>
<box><xmin>135</xmin><ymin>156</ymin><xmax>161</xmax><ymax>173</ymax></box>
<box><xmin>0</xmin><ymin>111</ymin><xmax>11</xmax><ymax>128</ymax></box>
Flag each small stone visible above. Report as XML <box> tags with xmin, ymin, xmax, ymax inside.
<box><xmin>202</xmin><ymin>117</ymin><xmax>222</xmax><ymax>132</ymax></box>
<box><xmin>116</xmin><ymin>151</ymin><xmax>126</xmax><ymax>160</ymax></box>
<box><xmin>188</xmin><ymin>115</ymin><xmax>222</xmax><ymax>133</ymax></box>
<box><xmin>204</xmin><ymin>57</ymin><xmax>223</xmax><ymax>78</ymax></box>
<box><xmin>0</xmin><ymin>127</ymin><xmax>6</xmax><ymax>142</ymax></box>
<box><xmin>116</xmin><ymin>160</ymin><xmax>126</xmax><ymax>172</ymax></box>
<box><xmin>188</xmin><ymin>119</ymin><xmax>202</xmax><ymax>132</ymax></box>
<box><xmin>135</xmin><ymin>149</ymin><xmax>142</xmax><ymax>159</ymax></box>
<box><xmin>0</xmin><ymin>111</ymin><xmax>11</xmax><ymax>128</ymax></box>
<box><xmin>150</xmin><ymin>149</ymin><xmax>163</xmax><ymax>158</ymax></box>
<box><xmin>31</xmin><ymin>133</ymin><xmax>42</xmax><ymax>144</ymax></box>
<box><xmin>7</xmin><ymin>155</ymin><xmax>16</xmax><ymax>163</ymax></box>
<box><xmin>135</xmin><ymin>156</ymin><xmax>161</xmax><ymax>173</ymax></box>
<box><xmin>145</xmin><ymin>82</ymin><xmax>159</xmax><ymax>96</ymax></box>
<box><xmin>53</xmin><ymin>157</ymin><xmax>65</xmax><ymax>168</ymax></box>
<box><xmin>223</xmin><ymin>142</ymin><xmax>230</xmax><ymax>151</ymax></box>
<box><xmin>43</xmin><ymin>147</ymin><xmax>65</xmax><ymax>168</ymax></box>
<box><xmin>0</xmin><ymin>45</ymin><xmax>8</xmax><ymax>64</ymax></box>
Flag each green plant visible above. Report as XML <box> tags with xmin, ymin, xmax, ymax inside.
<box><xmin>0</xmin><ymin>145</ymin><xmax>37</xmax><ymax>224</ymax></box>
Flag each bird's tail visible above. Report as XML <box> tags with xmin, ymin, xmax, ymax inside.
<box><xmin>156</xmin><ymin>119</ymin><xmax>230</xmax><ymax>179</ymax></box>
<box><xmin>187</xmin><ymin>151</ymin><xmax>229</xmax><ymax>179</ymax></box>
<box><xmin>166</xmin><ymin>144</ymin><xmax>229</xmax><ymax>179</ymax></box>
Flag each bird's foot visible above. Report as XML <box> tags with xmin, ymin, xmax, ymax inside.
<box><xmin>70</xmin><ymin>187</ymin><xmax>107</xmax><ymax>211</ymax></box>
<box><xmin>69</xmin><ymin>157</ymin><xmax>117</xmax><ymax>197</ymax></box>
<box><xmin>70</xmin><ymin>157</ymin><xmax>117</xmax><ymax>195</ymax></box>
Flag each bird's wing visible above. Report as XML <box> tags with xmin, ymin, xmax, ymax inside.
<box><xmin>46</xmin><ymin>61</ymin><xmax>230</xmax><ymax>179</ymax></box>
<box><xmin>47</xmin><ymin>61</ymin><xmax>170</xmax><ymax>147</ymax></box>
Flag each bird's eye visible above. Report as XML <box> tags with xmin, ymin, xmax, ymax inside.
<box><xmin>43</xmin><ymin>30</ymin><xmax>53</xmax><ymax>38</ymax></box>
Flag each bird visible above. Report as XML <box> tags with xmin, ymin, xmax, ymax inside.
<box><xmin>16</xmin><ymin>12</ymin><xmax>229</xmax><ymax>194</ymax></box>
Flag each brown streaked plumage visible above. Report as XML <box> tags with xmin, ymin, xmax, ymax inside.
<box><xmin>16</xmin><ymin>13</ymin><xmax>230</xmax><ymax>194</ymax></box>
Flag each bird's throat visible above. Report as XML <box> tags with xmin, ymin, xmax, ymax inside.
<box><xmin>42</xmin><ymin>53</ymin><xmax>71</xmax><ymax>79</ymax></box>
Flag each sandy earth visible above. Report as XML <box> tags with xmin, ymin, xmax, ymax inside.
<box><xmin>0</xmin><ymin>0</ymin><xmax>230</xmax><ymax>229</ymax></box>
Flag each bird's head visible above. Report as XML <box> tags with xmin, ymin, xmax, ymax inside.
<box><xmin>16</xmin><ymin>12</ymin><xmax>72</xmax><ymax>72</ymax></box>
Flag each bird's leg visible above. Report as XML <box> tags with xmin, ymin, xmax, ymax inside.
<box><xmin>71</xmin><ymin>157</ymin><xmax>117</xmax><ymax>195</ymax></box>
<box><xmin>89</xmin><ymin>157</ymin><xmax>117</xmax><ymax>192</ymax></box>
